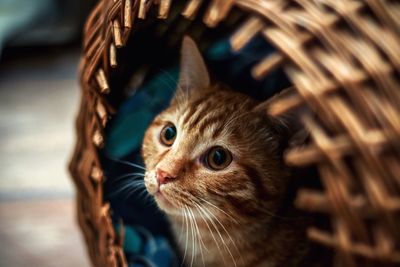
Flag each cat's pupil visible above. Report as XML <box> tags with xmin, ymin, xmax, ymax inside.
<box><xmin>213</xmin><ymin>149</ymin><xmax>226</xmax><ymax>165</ymax></box>
<box><xmin>164</xmin><ymin>126</ymin><xmax>176</xmax><ymax>141</ymax></box>
<box><xmin>206</xmin><ymin>146</ymin><xmax>232</xmax><ymax>170</ymax></box>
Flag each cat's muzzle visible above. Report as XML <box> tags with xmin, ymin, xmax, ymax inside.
<box><xmin>144</xmin><ymin>171</ymin><xmax>159</xmax><ymax>195</ymax></box>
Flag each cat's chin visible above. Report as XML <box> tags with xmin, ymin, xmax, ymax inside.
<box><xmin>154</xmin><ymin>191</ymin><xmax>182</xmax><ymax>215</ymax></box>
<box><xmin>154</xmin><ymin>191</ymin><xmax>174</xmax><ymax>208</ymax></box>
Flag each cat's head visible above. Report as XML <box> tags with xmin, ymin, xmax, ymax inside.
<box><xmin>142</xmin><ymin>37</ymin><xmax>301</xmax><ymax>222</ymax></box>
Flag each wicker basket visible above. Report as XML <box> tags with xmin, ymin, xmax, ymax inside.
<box><xmin>69</xmin><ymin>1</ymin><xmax>400</xmax><ymax>266</ymax></box>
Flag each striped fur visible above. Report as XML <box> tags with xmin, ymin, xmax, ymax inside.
<box><xmin>141</xmin><ymin>37</ymin><xmax>314</xmax><ymax>267</ymax></box>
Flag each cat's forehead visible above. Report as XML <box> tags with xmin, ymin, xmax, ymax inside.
<box><xmin>176</xmin><ymin>91</ymin><xmax>253</xmax><ymax>128</ymax></box>
<box><xmin>178</xmin><ymin>90</ymin><xmax>255</xmax><ymax>118</ymax></box>
<box><xmin>148</xmin><ymin>90</ymin><xmax>279</xmax><ymax>162</ymax></box>
<box><xmin>158</xmin><ymin>90</ymin><xmax>264</xmax><ymax>149</ymax></box>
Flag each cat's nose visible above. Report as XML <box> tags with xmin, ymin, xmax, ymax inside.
<box><xmin>156</xmin><ymin>168</ymin><xmax>176</xmax><ymax>185</ymax></box>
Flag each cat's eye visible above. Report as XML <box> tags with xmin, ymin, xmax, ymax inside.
<box><xmin>160</xmin><ymin>123</ymin><xmax>177</xmax><ymax>146</ymax></box>
<box><xmin>205</xmin><ymin>146</ymin><xmax>232</xmax><ymax>170</ymax></box>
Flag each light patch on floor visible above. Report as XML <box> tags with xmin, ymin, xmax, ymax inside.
<box><xmin>0</xmin><ymin>47</ymin><xmax>91</xmax><ymax>267</ymax></box>
<box><xmin>0</xmin><ymin>200</ymin><xmax>90</xmax><ymax>267</ymax></box>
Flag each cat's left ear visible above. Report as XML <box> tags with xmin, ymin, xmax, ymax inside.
<box><xmin>253</xmin><ymin>87</ymin><xmax>308</xmax><ymax>146</ymax></box>
<box><xmin>173</xmin><ymin>36</ymin><xmax>211</xmax><ymax>103</ymax></box>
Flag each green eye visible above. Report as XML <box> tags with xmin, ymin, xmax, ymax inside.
<box><xmin>206</xmin><ymin>146</ymin><xmax>232</xmax><ymax>170</ymax></box>
<box><xmin>160</xmin><ymin>123</ymin><xmax>177</xmax><ymax>146</ymax></box>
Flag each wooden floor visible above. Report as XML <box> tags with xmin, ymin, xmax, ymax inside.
<box><xmin>0</xmin><ymin>46</ymin><xmax>91</xmax><ymax>267</ymax></box>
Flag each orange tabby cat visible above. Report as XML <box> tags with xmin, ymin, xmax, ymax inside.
<box><xmin>142</xmin><ymin>37</ymin><xmax>313</xmax><ymax>267</ymax></box>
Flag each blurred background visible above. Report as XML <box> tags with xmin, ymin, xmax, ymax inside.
<box><xmin>0</xmin><ymin>1</ymin><xmax>96</xmax><ymax>266</ymax></box>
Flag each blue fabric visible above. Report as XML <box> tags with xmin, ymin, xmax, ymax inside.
<box><xmin>104</xmin><ymin>68</ymin><xmax>178</xmax><ymax>159</ymax></box>
<box><xmin>206</xmin><ymin>35</ymin><xmax>290</xmax><ymax>100</ymax></box>
<box><xmin>115</xmin><ymin>224</ymin><xmax>177</xmax><ymax>267</ymax></box>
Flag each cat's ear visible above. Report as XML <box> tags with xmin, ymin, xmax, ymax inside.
<box><xmin>253</xmin><ymin>87</ymin><xmax>309</xmax><ymax>146</ymax></box>
<box><xmin>173</xmin><ymin>36</ymin><xmax>210</xmax><ymax>102</ymax></box>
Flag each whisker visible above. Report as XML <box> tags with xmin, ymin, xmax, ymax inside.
<box><xmin>189</xmin><ymin>207</ymin><xmax>208</xmax><ymax>251</ymax></box>
<box><xmin>203</xmin><ymin>193</ymin><xmax>290</xmax><ymax>221</ymax></box>
<box><xmin>196</xmin><ymin>203</ymin><xmax>238</xmax><ymax>267</ymax></box>
<box><xmin>187</xmin><ymin>207</ymin><xmax>196</xmax><ymax>267</ymax></box>
<box><xmin>184</xmin><ymin>78</ymin><xmax>189</xmax><ymax>102</ymax></box>
<box><xmin>200</xmin><ymin>203</ymin><xmax>243</xmax><ymax>266</ymax></box>
<box><xmin>107</xmin><ymin>180</ymin><xmax>145</xmax><ymax>197</ymax></box>
<box><xmin>124</xmin><ymin>184</ymin><xmax>147</xmax><ymax>200</ymax></box>
<box><xmin>181</xmin><ymin>206</ymin><xmax>189</xmax><ymax>267</ymax></box>
<box><xmin>137</xmin><ymin>187</ymin><xmax>150</xmax><ymax>200</ymax></box>
<box><xmin>179</xmin><ymin>208</ymin><xmax>185</xmax><ymax>242</ymax></box>
<box><xmin>142</xmin><ymin>191</ymin><xmax>156</xmax><ymax>207</ymax></box>
<box><xmin>105</xmin><ymin>156</ymin><xmax>146</xmax><ymax>171</ymax></box>
<box><xmin>156</xmin><ymin>69</ymin><xmax>179</xmax><ymax>94</ymax></box>
<box><xmin>110</xmin><ymin>173</ymin><xmax>144</xmax><ymax>184</ymax></box>
<box><xmin>188</xmin><ymin>207</ymin><xmax>206</xmax><ymax>267</ymax></box>
<box><xmin>197</xmin><ymin>196</ymin><xmax>239</xmax><ymax>225</ymax></box>
<box><xmin>192</xmin><ymin>202</ymin><xmax>227</xmax><ymax>267</ymax></box>
<box><xmin>107</xmin><ymin>182</ymin><xmax>137</xmax><ymax>197</ymax></box>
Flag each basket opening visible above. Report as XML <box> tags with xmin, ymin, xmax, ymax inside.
<box><xmin>71</xmin><ymin>1</ymin><xmax>400</xmax><ymax>266</ymax></box>
<box><xmin>98</xmin><ymin>5</ymin><xmax>297</xmax><ymax>266</ymax></box>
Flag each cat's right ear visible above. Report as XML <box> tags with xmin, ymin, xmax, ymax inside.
<box><xmin>253</xmin><ymin>87</ymin><xmax>309</xmax><ymax>147</ymax></box>
<box><xmin>172</xmin><ymin>36</ymin><xmax>211</xmax><ymax>104</ymax></box>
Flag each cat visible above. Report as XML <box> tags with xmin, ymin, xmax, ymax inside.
<box><xmin>142</xmin><ymin>36</ymin><xmax>315</xmax><ymax>267</ymax></box>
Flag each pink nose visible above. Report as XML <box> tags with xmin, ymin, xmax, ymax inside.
<box><xmin>156</xmin><ymin>168</ymin><xmax>176</xmax><ymax>185</ymax></box>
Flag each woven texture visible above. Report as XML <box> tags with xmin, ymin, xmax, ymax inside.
<box><xmin>69</xmin><ymin>1</ymin><xmax>400</xmax><ymax>266</ymax></box>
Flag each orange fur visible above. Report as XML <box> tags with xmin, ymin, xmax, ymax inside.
<box><xmin>141</xmin><ymin>37</ymin><xmax>315</xmax><ymax>267</ymax></box>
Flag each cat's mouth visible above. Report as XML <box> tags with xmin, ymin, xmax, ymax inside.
<box><xmin>144</xmin><ymin>171</ymin><xmax>184</xmax><ymax>214</ymax></box>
